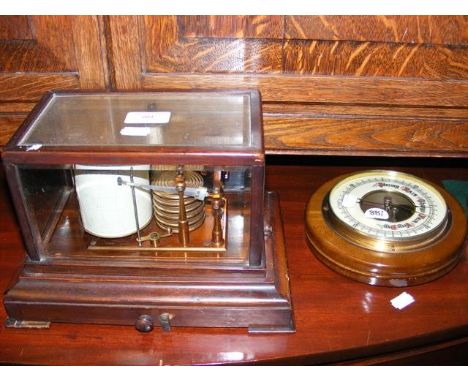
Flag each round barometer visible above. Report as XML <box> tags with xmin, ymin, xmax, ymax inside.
<box><xmin>305</xmin><ymin>170</ymin><xmax>466</xmax><ymax>287</ymax></box>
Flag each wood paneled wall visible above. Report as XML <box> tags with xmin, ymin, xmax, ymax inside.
<box><xmin>0</xmin><ymin>16</ymin><xmax>108</xmax><ymax>146</ymax></box>
<box><xmin>1</xmin><ymin>16</ymin><xmax>467</xmax><ymax>157</ymax></box>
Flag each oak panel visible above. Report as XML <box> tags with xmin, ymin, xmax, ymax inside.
<box><xmin>286</xmin><ymin>16</ymin><xmax>468</xmax><ymax>45</ymax></box>
<box><xmin>0</xmin><ymin>16</ymin><xmax>106</xmax><ymax>84</ymax></box>
<box><xmin>142</xmin><ymin>74</ymin><xmax>468</xmax><ymax>107</ymax></box>
<box><xmin>140</xmin><ymin>74</ymin><xmax>467</xmax><ymax>157</ymax></box>
<box><xmin>72</xmin><ymin>16</ymin><xmax>109</xmax><ymax>89</ymax></box>
<box><xmin>0</xmin><ymin>103</ymin><xmax>35</xmax><ymax>113</ymax></box>
<box><xmin>0</xmin><ymin>115</ymin><xmax>26</xmax><ymax>147</ymax></box>
<box><xmin>178</xmin><ymin>16</ymin><xmax>283</xmax><ymax>39</ymax></box>
<box><xmin>143</xmin><ymin>16</ymin><xmax>282</xmax><ymax>74</ymax></box>
<box><xmin>284</xmin><ymin>40</ymin><xmax>468</xmax><ymax>79</ymax></box>
<box><xmin>0</xmin><ymin>40</ymin><xmax>73</xmax><ymax>72</ymax></box>
<box><xmin>106</xmin><ymin>16</ymin><xmax>142</xmax><ymax>89</ymax></box>
<box><xmin>0</xmin><ymin>16</ymin><xmax>76</xmax><ymax>73</ymax></box>
<box><xmin>5</xmin><ymin>15</ymin><xmax>462</xmax><ymax>158</ymax></box>
<box><xmin>262</xmin><ymin>103</ymin><xmax>468</xmax><ymax>120</ymax></box>
<box><xmin>0</xmin><ymin>16</ymin><xmax>32</xmax><ymax>40</ymax></box>
<box><xmin>0</xmin><ymin>74</ymin><xmax>80</xmax><ymax>101</ymax></box>
<box><xmin>263</xmin><ymin>116</ymin><xmax>468</xmax><ymax>156</ymax></box>
<box><xmin>146</xmin><ymin>37</ymin><xmax>282</xmax><ymax>74</ymax></box>
<box><xmin>0</xmin><ymin>16</ymin><xmax>108</xmax><ymax>149</ymax></box>
<box><xmin>31</xmin><ymin>16</ymin><xmax>77</xmax><ymax>72</ymax></box>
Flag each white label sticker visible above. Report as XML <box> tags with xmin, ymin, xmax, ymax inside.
<box><xmin>120</xmin><ymin>126</ymin><xmax>151</xmax><ymax>137</ymax></box>
<box><xmin>365</xmin><ymin>208</ymin><xmax>389</xmax><ymax>220</ymax></box>
<box><xmin>124</xmin><ymin>111</ymin><xmax>171</xmax><ymax>124</ymax></box>
<box><xmin>391</xmin><ymin>292</ymin><xmax>415</xmax><ymax>310</ymax></box>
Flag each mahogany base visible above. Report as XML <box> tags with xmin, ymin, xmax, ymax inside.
<box><xmin>4</xmin><ymin>191</ymin><xmax>295</xmax><ymax>334</ymax></box>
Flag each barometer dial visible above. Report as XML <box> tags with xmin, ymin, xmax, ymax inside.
<box><xmin>305</xmin><ymin>170</ymin><xmax>466</xmax><ymax>287</ymax></box>
<box><xmin>325</xmin><ymin>170</ymin><xmax>449</xmax><ymax>252</ymax></box>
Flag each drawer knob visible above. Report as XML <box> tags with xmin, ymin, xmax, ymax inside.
<box><xmin>135</xmin><ymin>314</ymin><xmax>154</xmax><ymax>333</ymax></box>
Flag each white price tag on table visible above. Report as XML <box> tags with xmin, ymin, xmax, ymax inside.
<box><xmin>391</xmin><ymin>292</ymin><xmax>415</xmax><ymax>310</ymax></box>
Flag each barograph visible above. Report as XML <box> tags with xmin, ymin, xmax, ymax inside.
<box><xmin>2</xmin><ymin>90</ymin><xmax>294</xmax><ymax>333</ymax></box>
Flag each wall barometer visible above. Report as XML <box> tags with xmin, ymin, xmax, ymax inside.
<box><xmin>306</xmin><ymin>170</ymin><xmax>466</xmax><ymax>287</ymax></box>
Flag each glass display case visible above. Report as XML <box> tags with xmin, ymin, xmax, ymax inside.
<box><xmin>2</xmin><ymin>91</ymin><xmax>294</xmax><ymax>333</ymax></box>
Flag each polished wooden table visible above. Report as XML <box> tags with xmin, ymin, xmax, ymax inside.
<box><xmin>0</xmin><ymin>158</ymin><xmax>467</xmax><ymax>365</ymax></box>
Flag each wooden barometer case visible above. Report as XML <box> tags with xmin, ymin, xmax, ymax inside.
<box><xmin>2</xmin><ymin>90</ymin><xmax>294</xmax><ymax>333</ymax></box>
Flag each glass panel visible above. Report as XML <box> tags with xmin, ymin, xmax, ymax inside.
<box><xmin>19</xmin><ymin>93</ymin><xmax>253</xmax><ymax>148</ymax></box>
<box><xmin>17</xmin><ymin>164</ymin><xmax>252</xmax><ymax>265</ymax></box>
<box><xmin>18</xmin><ymin>166</ymin><xmax>73</xmax><ymax>244</ymax></box>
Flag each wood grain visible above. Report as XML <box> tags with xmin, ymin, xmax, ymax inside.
<box><xmin>141</xmin><ymin>74</ymin><xmax>468</xmax><ymax>107</ymax></box>
<box><xmin>146</xmin><ymin>37</ymin><xmax>282</xmax><ymax>74</ymax></box>
<box><xmin>31</xmin><ymin>16</ymin><xmax>77</xmax><ymax>72</ymax></box>
<box><xmin>0</xmin><ymin>16</ymin><xmax>32</xmax><ymax>40</ymax></box>
<box><xmin>263</xmin><ymin>117</ymin><xmax>468</xmax><ymax>157</ymax></box>
<box><xmin>0</xmin><ymin>103</ymin><xmax>35</xmax><ymax>114</ymax></box>
<box><xmin>262</xmin><ymin>103</ymin><xmax>468</xmax><ymax>120</ymax></box>
<box><xmin>284</xmin><ymin>40</ymin><xmax>468</xmax><ymax>79</ymax></box>
<box><xmin>0</xmin><ymin>16</ymin><xmax>108</xmax><ymax>83</ymax></box>
<box><xmin>178</xmin><ymin>16</ymin><xmax>283</xmax><ymax>39</ymax></box>
<box><xmin>286</xmin><ymin>16</ymin><xmax>468</xmax><ymax>45</ymax></box>
<box><xmin>0</xmin><ymin>16</ymin><xmax>109</xmax><ymax>150</ymax></box>
<box><xmin>0</xmin><ymin>16</ymin><xmax>77</xmax><ymax>73</ymax></box>
<box><xmin>0</xmin><ymin>115</ymin><xmax>26</xmax><ymax>146</ymax></box>
<box><xmin>108</xmin><ymin>11</ymin><xmax>468</xmax><ymax>172</ymax></box>
<box><xmin>0</xmin><ymin>74</ymin><xmax>79</xmax><ymax>101</ymax></box>
<box><xmin>1</xmin><ymin>15</ymin><xmax>467</xmax><ymax>158</ymax></box>
<box><xmin>0</xmin><ymin>40</ymin><xmax>72</xmax><ymax>72</ymax></box>
<box><xmin>106</xmin><ymin>16</ymin><xmax>142</xmax><ymax>89</ymax></box>
<box><xmin>72</xmin><ymin>16</ymin><xmax>109</xmax><ymax>89</ymax></box>
<box><xmin>139</xmin><ymin>74</ymin><xmax>468</xmax><ymax>157</ymax></box>
<box><xmin>143</xmin><ymin>16</ymin><xmax>282</xmax><ymax>74</ymax></box>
